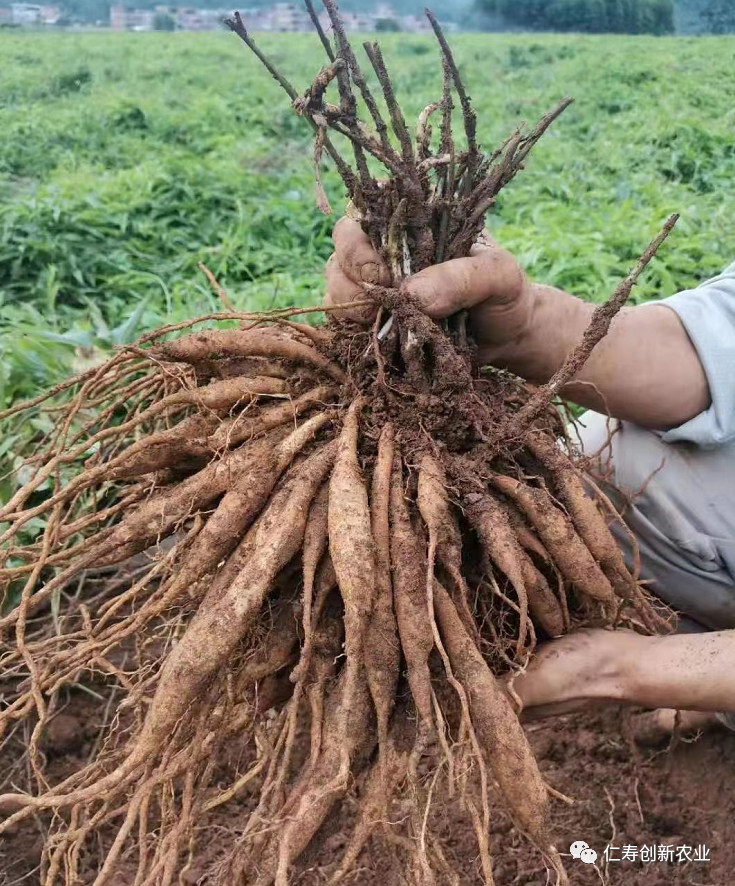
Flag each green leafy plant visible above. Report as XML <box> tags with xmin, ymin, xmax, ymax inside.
<box><xmin>0</xmin><ymin>28</ymin><xmax>732</xmax><ymax>502</ymax></box>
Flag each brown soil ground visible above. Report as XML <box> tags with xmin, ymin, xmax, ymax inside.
<box><xmin>3</xmin><ymin>699</ymin><xmax>734</xmax><ymax>886</ymax></box>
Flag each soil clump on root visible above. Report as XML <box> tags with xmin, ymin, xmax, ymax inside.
<box><xmin>0</xmin><ymin>4</ymin><xmax>677</xmax><ymax>884</ymax></box>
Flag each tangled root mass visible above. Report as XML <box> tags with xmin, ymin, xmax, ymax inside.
<box><xmin>0</xmin><ymin>4</ymin><xmax>677</xmax><ymax>884</ymax></box>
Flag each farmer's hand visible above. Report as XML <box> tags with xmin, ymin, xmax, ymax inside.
<box><xmin>324</xmin><ymin>217</ymin><xmax>709</xmax><ymax>430</ymax></box>
<box><xmin>510</xmin><ymin>628</ymin><xmax>735</xmax><ymax>725</ymax></box>
<box><xmin>324</xmin><ymin>216</ymin><xmax>533</xmax><ymax>363</ymax></box>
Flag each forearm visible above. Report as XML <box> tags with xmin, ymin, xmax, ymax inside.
<box><xmin>485</xmin><ymin>282</ymin><xmax>711</xmax><ymax>429</ymax></box>
<box><xmin>625</xmin><ymin>632</ymin><xmax>735</xmax><ymax>713</ymax></box>
<box><xmin>513</xmin><ymin>629</ymin><xmax>735</xmax><ymax>719</ymax></box>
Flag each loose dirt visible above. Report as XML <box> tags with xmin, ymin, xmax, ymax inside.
<box><xmin>3</xmin><ymin>697</ymin><xmax>733</xmax><ymax>885</ymax></box>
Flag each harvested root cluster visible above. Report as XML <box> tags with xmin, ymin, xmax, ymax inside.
<box><xmin>0</xmin><ymin>4</ymin><xmax>676</xmax><ymax>885</ymax></box>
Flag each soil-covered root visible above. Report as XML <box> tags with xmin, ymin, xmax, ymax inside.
<box><xmin>154</xmin><ymin>328</ymin><xmax>347</xmax><ymax>383</ymax></box>
<box><xmin>271</xmin><ymin>480</ymin><xmax>331</xmax><ymax>807</ymax></box>
<box><xmin>0</xmin><ymin>6</ymin><xmax>677</xmax><ymax>883</ymax></box>
<box><xmin>525</xmin><ymin>432</ymin><xmax>664</xmax><ymax>630</ymax></box>
<box><xmin>0</xmin><ymin>408</ymin><xmax>338</xmax><ymax>641</ymax></box>
<box><xmin>433</xmin><ymin>581</ymin><xmax>568</xmax><ymax>884</ymax></box>
<box><xmin>289</xmin><ymin>481</ymin><xmax>331</xmax><ymax>686</ymax></box>
<box><xmin>417</xmin><ymin>455</ymin><xmax>480</xmax><ymax>645</ymax></box>
<box><xmin>208</xmin><ymin>384</ymin><xmax>338</xmax><ymax>450</ymax></box>
<box><xmin>464</xmin><ymin>492</ymin><xmax>534</xmax><ymax>655</ymax></box>
<box><xmin>367</xmin><ymin>423</ymin><xmax>400</xmax><ymax>776</ymax></box>
<box><xmin>490</xmin><ymin>473</ymin><xmax>616</xmax><ymax>609</ymax></box>
<box><xmin>389</xmin><ymin>449</ymin><xmax>435</xmax><ymax>741</ymax></box>
<box><xmin>328</xmin><ymin>400</ymin><xmax>376</xmax><ymax>700</ymax></box>
<box><xmin>105</xmin><ymin>414</ymin><xmax>219</xmax><ymax>480</ymax></box>
<box><xmin>0</xmin><ymin>376</ymin><xmax>321</xmax><ymax>561</ymax></box>
<box><xmin>237</xmin><ymin>597</ymin><xmax>302</xmax><ymax>689</ymax></box>
<box><xmin>120</xmin><ymin>374</ymin><xmax>290</xmax><ymax>423</ymax></box>
<box><xmin>526</xmin><ymin>433</ymin><xmax>634</xmax><ymax>589</ymax></box>
<box><xmin>232</xmin><ymin>663</ymin><xmax>374</xmax><ymax>886</ymax></box>
<box><xmin>135</xmin><ymin>441</ymin><xmax>337</xmax><ymax>762</ymax></box>
<box><xmin>327</xmin><ymin>723</ymin><xmax>411</xmax><ymax>885</ymax></box>
<box><xmin>273</xmin><ymin>674</ymin><xmax>374</xmax><ymax>886</ymax></box>
<box><xmin>517</xmin><ymin>556</ymin><xmax>566</xmax><ymax>638</ymax></box>
<box><xmin>414</xmin><ymin>457</ymin><xmax>497</xmax><ymax>879</ymax></box>
<box><xmin>159</xmin><ymin>410</ymin><xmax>337</xmax><ymax>600</ymax></box>
<box><xmin>0</xmin><ymin>375</ymin><xmax>287</xmax><ymax>528</ymax></box>
<box><xmin>0</xmin><ymin>442</ymin><xmax>337</xmax><ymax>820</ymax></box>
<box><xmin>0</xmin><ymin>434</ymin><xmax>275</xmax><ymax>632</ymax></box>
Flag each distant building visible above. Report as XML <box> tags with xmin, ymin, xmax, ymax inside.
<box><xmin>11</xmin><ymin>3</ymin><xmax>41</xmax><ymax>23</ymax></box>
<box><xmin>109</xmin><ymin>5</ymin><xmax>154</xmax><ymax>29</ymax></box>
<box><xmin>176</xmin><ymin>6</ymin><xmax>205</xmax><ymax>29</ymax></box>
<box><xmin>239</xmin><ymin>6</ymin><xmax>275</xmax><ymax>31</ymax></box>
<box><xmin>270</xmin><ymin>2</ymin><xmax>307</xmax><ymax>31</ymax></box>
<box><xmin>9</xmin><ymin>2</ymin><xmax>58</xmax><ymax>23</ymax></box>
<box><xmin>401</xmin><ymin>14</ymin><xmax>432</xmax><ymax>33</ymax></box>
<box><xmin>317</xmin><ymin>3</ymin><xmax>398</xmax><ymax>33</ymax></box>
<box><xmin>0</xmin><ymin>6</ymin><xmax>12</xmax><ymax>22</ymax></box>
<box><xmin>108</xmin><ymin>2</ymin><xmax>442</xmax><ymax>34</ymax></box>
<box><xmin>40</xmin><ymin>3</ymin><xmax>60</xmax><ymax>22</ymax></box>
<box><xmin>110</xmin><ymin>4</ymin><xmax>231</xmax><ymax>30</ymax></box>
<box><xmin>338</xmin><ymin>10</ymin><xmax>373</xmax><ymax>31</ymax></box>
<box><xmin>129</xmin><ymin>8</ymin><xmax>154</xmax><ymax>28</ymax></box>
<box><xmin>175</xmin><ymin>6</ymin><xmax>227</xmax><ymax>29</ymax></box>
<box><xmin>109</xmin><ymin>5</ymin><xmax>126</xmax><ymax>28</ymax></box>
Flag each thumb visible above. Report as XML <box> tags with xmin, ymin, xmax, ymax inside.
<box><xmin>404</xmin><ymin>245</ymin><xmax>523</xmax><ymax>320</ymax></box>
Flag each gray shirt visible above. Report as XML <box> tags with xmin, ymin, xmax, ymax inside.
<box><xmin>653</xmin><ymin>262</ymin><xmax>735</xmax><ymax>724</ymax></box>
<box><xmin>657</xmin><ymin>260</ymin><xmax>735</xmax><ymax>448</ymax></box>
<box><xmin>579</xmin><ymin>261</ymin><xmax>735</xmax><ymax>632</ymax></box>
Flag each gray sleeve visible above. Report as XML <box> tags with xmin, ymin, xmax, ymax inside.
<box><xmin>655</xmin><ymin>262</ymin><xmax>735</xmax><ymax>448</ymax></box>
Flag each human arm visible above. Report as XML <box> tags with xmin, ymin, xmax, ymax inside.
<box><xmin>509</xmin><ymin>628</ymin><xmax>735</xmax><ymax>721</ymax></box>
<box><xmin>491</xmin><ymin>285</ymin><xmax>711</xmax><ymax>430</ymax></box>
<box><xmin>325</xmin><ymin>217</ymin><xmax>711</xmax><ymax>431</ymax></box>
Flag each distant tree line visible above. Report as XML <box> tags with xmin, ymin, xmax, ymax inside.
<box><xmin>476</xmin><ymin>0</ymin><xmax>676</xmax><ymax>34</ymax></box>
<box><xmin>672</xmin><ymin>0</ymin><xmax>735</xmax><ymax>32</ymax></box>
<box><xmin>699</xmin><ymin>0</ymin><xmax>735</xmax><ymax>32</ymax></box>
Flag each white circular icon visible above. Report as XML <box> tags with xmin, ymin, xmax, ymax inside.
<box><xmin>569</xmin><ymin>841</ymin><xmax>589</xmax><ymax>859</ymax></box>
<box><xmin>579</xmin><ymin>848</ymin><xmax>598</xmax><ymax>865</ymax></box>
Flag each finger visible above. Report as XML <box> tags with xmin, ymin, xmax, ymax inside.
<box><xmin>324</xmin><ymin>253</ymin><xmax>377</xmax><ymax>324</ymax></box>
<box><xmin>404</xmin><ymin>246</ymin><xmax>523</xmax><ymax>320</ymax></box>
<box><xmin>332</xmin><ymin>217</ymin><xmax>391</xmax><ymax>287</ymax></box>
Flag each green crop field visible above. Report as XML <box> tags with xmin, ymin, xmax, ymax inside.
<box><xmin>0</xmin><ymin>29</ymin><xmax>733</xmax><ymax>473</ymax></box>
